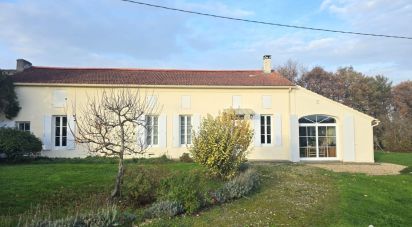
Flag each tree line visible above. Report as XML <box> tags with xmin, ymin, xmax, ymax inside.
<box><xmin>277</xmin><ymin>60</ymin><xmax>412</xmax><ymax>152</ymax></box>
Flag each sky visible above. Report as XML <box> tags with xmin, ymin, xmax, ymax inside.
<box><xmin>0</xmin><ymin>0</ymin><xmax>411</xmax><ymax>83</ymax></box>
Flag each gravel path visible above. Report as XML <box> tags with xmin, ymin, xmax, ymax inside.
<box><xmin>307</xmin><ymin>162</ymin><xmax>407</xmax><ymax>175</ymax></box>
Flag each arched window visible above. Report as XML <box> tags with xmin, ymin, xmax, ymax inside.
<box><xmin>299</xmin><ymin>115</ymin><xmax>337</xmax><ymax>159</ymax></box>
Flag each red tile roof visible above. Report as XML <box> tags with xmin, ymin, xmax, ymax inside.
<box><xmin>12</xmin><ymin>66</ymin><xmax>294</xmax><ymax>87</ymax></box>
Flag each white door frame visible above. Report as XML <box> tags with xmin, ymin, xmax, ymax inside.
<box><xmin>299</xmin><ymin>122</ymin><xmax>339</xmax><ymax>161</ymax></box>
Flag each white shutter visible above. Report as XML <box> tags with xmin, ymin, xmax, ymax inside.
<box><xmin>137</xmin><ymin>115</ymin><xmax>146</xmax><ymax>149</ymax></box>
<box><xmin>158</xmin><ymin>115</ymin><xmax>167</xmax><ymax>148</ymax></box>
<box><xmin>67</xmin><ymin>115</ymin><xmax>76</xmax><ymax>150</ymax></box>
<box><xmin>254</xmin><ymin>114</ymin><xmax>261</xmax><ymax>147</ymax></box>
<box><xmin>43</xmin><ymin>115</ymin><xmax>52</xmax><ymax>150</ymax></box>
<box><xmin>0</xmin><ymin>120</ymin><xmax>15</xmax><ymax>128</ymax></box>
<box><xmin>290</xmin><ymin>115</ymin><xmax>299</xmax><ymax>162</ymax></box>
<box><xmin>343</xmin><ymin>115</ymin><xmax>355</xmax><ymax>161</ymax></box>
<box><xmin>273</xmin><ymin>113</ymin><xmax>282</xmax><ymax>146</ymax></box>
<box><xmin>173</xmin><ymin>115</ymin><xmax>180</xmax><ymax>147</ymax></box>
<box><xmin>192</xmin><ymin>114</ymin><xmax>201</xmax><ymax>134</ymax></box>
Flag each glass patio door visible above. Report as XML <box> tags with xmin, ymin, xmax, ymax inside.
<box><xmin>298</xmin><ymin>115</ymin><xmax>337</xmax><ymax>159</ymax></box>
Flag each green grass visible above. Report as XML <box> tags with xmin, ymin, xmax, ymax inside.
<box><xmin>146</xmin><ymin>164</ymin><xmax>340</xmax><ymax>226</ymax></box>
<box><xmin>332</xmin><ymin>151</ymin><xmax>412</xmax><ymax>226</ymax></box>
<box><xmin>1</xmin><ymin>152</ymin><xmax>411</xmax><ymax>226</ymax></box>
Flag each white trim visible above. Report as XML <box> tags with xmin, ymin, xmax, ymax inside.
<box><xmin>298</xmin><ymin>120</ymin><xmax>338</xmax><ymax>160</ymax></box>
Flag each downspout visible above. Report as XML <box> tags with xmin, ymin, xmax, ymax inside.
<box><xmin>372</xmin><ymin>119</ymin><xmax>380</xmax><ymax>127</ymax></box>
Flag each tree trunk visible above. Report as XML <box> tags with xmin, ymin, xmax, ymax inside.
<box><xmin>110</xmin><ymin>155</ymin><xmax>124</xmax><ymax>199</ymax></box>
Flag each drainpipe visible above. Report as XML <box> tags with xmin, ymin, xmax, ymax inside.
<box><xmin>372</xmin><ymin>119</ymin><xmax>380</xmax><ymax>127</ymax></box>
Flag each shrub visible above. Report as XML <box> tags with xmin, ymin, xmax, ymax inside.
<box><xmin>211</xmin><ymin>168</ymin><xmax>260</xmax><ymax>204</ymax></box>
<box><xmin>18</xmin><ymin>206</ymin><xmax>135</xmax><ymax>227</ymax></box>
<box><xmin>189</xmin><ymin>110</ymin><xmax>253</xmax><ymax>179</ymax></box>
<box><xmin>144</xmin><ymin>200</ymin><xmax>184</xmax><ymax>219</ymax></box>
<box><xmin>0</xmin><ymin>128</ymin><xmax>42</xmax><ymax>158</ymax></box>
<box><xmin>158</xmin><ymin>170</ymin><xmax>206</xmax><ymax>214</ymax></box>
<box><xmin>123</xmin><ymin>166</ymin><xmax>169</xmax><ymax>206</ymax></box>
<box><xmin>179</xmin><ymin>153</ymin><xmax>193</xmax><ymax>162</ymax></box>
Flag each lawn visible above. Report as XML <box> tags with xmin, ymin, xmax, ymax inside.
<box><xmin>1</xmin><ymin>152</ymin><xmax>411</xmax><ymax>226</ymax></box>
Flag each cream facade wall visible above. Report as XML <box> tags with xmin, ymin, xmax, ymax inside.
<box><xmin>3</xmin><ymin>84</ymin><xmax>376</xmax><ymax>162</ymax></box>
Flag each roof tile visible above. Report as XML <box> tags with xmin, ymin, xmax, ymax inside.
<box><xmin>12</xmin><ymin>67</ymin><xmax>294</xmax><ymax>86</ymax></box>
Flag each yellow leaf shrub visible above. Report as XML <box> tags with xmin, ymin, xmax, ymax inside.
<box><xmin>189</xmin><ymin>110</ymin><xmax>253</xmax><ymax>179</ymax></box>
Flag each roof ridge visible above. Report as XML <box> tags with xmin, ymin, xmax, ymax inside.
<box><xmin>31</xmin><ymin>66</ymin><xmax>265</xmax><ymax>72</ymax></box>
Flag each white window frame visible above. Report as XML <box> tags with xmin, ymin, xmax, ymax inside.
<box><xmin>146</xmin><ymin>115</ymin><xmax>159</xmax><ymax>146</ymax></box>
<box><xmin>180</xmin><ymin>115</ymin><xmax>192</xmax><ymax>145</ymax></box>
<box><xmin>260</xmin><ymin>115</ymin><xmax>272</xmax><ymax>145</ymax></box>
<box><xmin>53</xmin><ymin>115</ymin><xmax>68</xmax><ymax>148</ymax></box>
<box><xmin>299</xmin><ymin>122</ymin><xmax>338</xmax><ymax>161</ymax></box>
<box><xmin>16</xmin><ymin>121</ymin><xmax>30</xmax><ymax>132</ymax></box>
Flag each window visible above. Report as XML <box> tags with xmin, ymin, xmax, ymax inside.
<box><xmin>262</xmin><ymin>96</ymin><xmax>272</xmax><ymax>109</ymax></box>
<box><xmin>53</xmin><ymin>90</ymin><xmax>67</xmax><ymax>108</ymax></box>
<box><xmin>232</xmin><ymin>96</ymin><xmax>241</xmax><ymax>108</ymax></box>
<box><xmin>181</xmin><ymin>96</ymin><xmax>191</xmax><ymax>109</ymax></box>
<box><xmin>299</xmin><ymin>115</ymin><xmax>337</xmax><ymax>158</ymax></box>
<box><xmin>16</xmin><ymin>121</ymin><xmax>30</xmax><ymax>132</ymax></box>
<box><xmin>146</xmin><ymin>115</ymin><xmax>159</xmax><ymax>145</ymax></box>
<box><xmin>180</xmin><ymin>115</ymin><xmax>192</xmax><ymax>145</ymax></box>
<box><xmin>54</xmin><ymin>116</ymin><xmax>67</xmax><ymax>147</ymax></box>
<box><xmin>260</xmin><ymin>115</ymin><xmax>271</xmax><ymax>144</ymax></box>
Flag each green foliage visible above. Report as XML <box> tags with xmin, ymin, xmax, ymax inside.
<box><xmin>211</xmin><ymin>168</ymin><xmax>260</xmax><ymax>204</ymax></box>
<box><xmin>123</xmin><ymin>166</ymin><xmax>169</xmax><ymax>206</ymax></box>
<box><xmin>158</xmin><ymin>170</ymin><xmax>207</xmax><ymax>214</ymax></box>
<box><xmin>17</xmin><ymin>206</ymin><xmax>135</xmax><ymax>227</ymax></box>
<box><xmin>0</xmin><ymin>128</ymin><xmax>42</xmax><ymax>158</ymax></box>
<box><xmin>179</xmin><ymin>153</ymin><xmax>193</xmax><ymax>162</ymax></box>
<box><xmin>144</xmin><ymin>200</ymin><xmax>184</xmax><ymax>219</ymax></box>
<box><xmin>0</xmin><ymin>71</ymin><xmax>21</xmax><ymax>119</ymax></box>
<box><xmin>189</xmin><ymin>111</ymin><xmax>253</xmax><ymax>179</ymax></box>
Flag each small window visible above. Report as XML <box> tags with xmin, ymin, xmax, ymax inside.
<box><xmin>181</xmin><ymin>96</ymin><xmax>191</xmax><ymax>109</ymax></box>
<box><xmin>262</xmin><ymin>96</ymin><xmax>272</xmax><ymax>109</ymax></box>
<box><xmin>180</xmin><ymin>115</ymin><xmax>192</xmax><ymax>145</ymax></box>
<box><xmin>54</xmin><ymin>116</ymin><xmax>67</xmax><ymax>147</ymax></box>
<box><xmin>146</xmin><ymin>115</ymin><xmax>159</xmax><ymax>146</ymax></box>
<box><xmin>53</xmin><ymin>90</ymin><xmax>67</xmax><ymax>108</ymax></box>
<box><xmin>232</xmin><ymin>96</ymin><xmax>241</xmax><ymax>108</ymax></box>
<box><xmin>16</xmin><ymin>121</ymin><xmax>30</xmax><ymax>132</ymax></box>
<box><xmin>260</xmin><ymin>115</ymin><xmax>272</xmax><ymax>144</ymax></box>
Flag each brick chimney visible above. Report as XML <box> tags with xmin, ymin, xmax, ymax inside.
<box><xmin>16</xmin><ymin>59</ymin><xmax>32</xmax><ymax>72</ymax></box>
<box><xmin>263</xmin><ymin>55</ymin><xmax>272</xmax><ymax>74</ymax></box>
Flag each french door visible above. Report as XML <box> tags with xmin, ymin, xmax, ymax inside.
<box><xmin>299</xmin><ymin>123</ymin><xmax>337</xmax><ymax>159</ymax></box>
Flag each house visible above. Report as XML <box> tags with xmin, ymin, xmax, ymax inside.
<box><xmin>0</xmin><ymin>56</ymin><xmax>378</xmax><ymax>162</ymax></box>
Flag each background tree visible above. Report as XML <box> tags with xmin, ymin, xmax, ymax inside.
<box><xmin>0</xmin><ymin>70</ymin><xmax>21</xmax><ymax>119</ymax></box>
<box><xmin>276</xmin><ymin>59</ymin><xmax>304</xmax><ymax>84</ymax></box>
<box><xmin>73</xmin><ymin>89</ymin><xmax>158</xmax><ymax>199</ymax></box>
<box><xmin>392</xmin><ymin>81</ymin><xmax>412</xmax><ymax>119</ymax></box>
<box><xmin>382</xmin><ymin>81</ymin><xmax>412</xmax><ymax>152</ymax></box>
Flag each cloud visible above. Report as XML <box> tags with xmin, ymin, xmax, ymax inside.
<box><xmin>0</xmin><ymin>0</ymin><xmax>410</xmax><ymax>83</ymax></box>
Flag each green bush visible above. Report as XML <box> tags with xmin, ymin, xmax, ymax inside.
<box><xmin>189</xmin><ymin>110</ymin><xmax>253</xmax><ymax>179</ymax></box>
<box><xmin>0</xmin><ymin>128</ymin><xmax>42</xmax><ymax>158</ymax></box>
<box><xmin>158</xmin><ymin>170</ymin><xmax>206</xmax><ymax>214</ymax></box>
<box><xmin>123</xmin><ymin>166</ymin><xmax>169</xmax><ymax>206</ymax></box>
<box><xmin>211</xmin><ymin>168</ymin><xmax>260</xmax><ymax>204</ymax></box>
<box><xmin>179</xmin><ymin>153</ymin><xmax>193</xmax><ymax>162</ymax></box>
<box><xmin>144</xmin><ymin>200</ymin><xmax>184</xmax><ymax>219</ymax></box>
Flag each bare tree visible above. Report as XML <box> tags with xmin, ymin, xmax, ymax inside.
<box><xmin>72</xmin><ymin>88</ymin><xmax>159</xmax><ymax>199</ymax></box>
<box><xmin>275</xmin><ymin>59</ymin><xmax>305</xmax><ymax>84</ymax></box>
